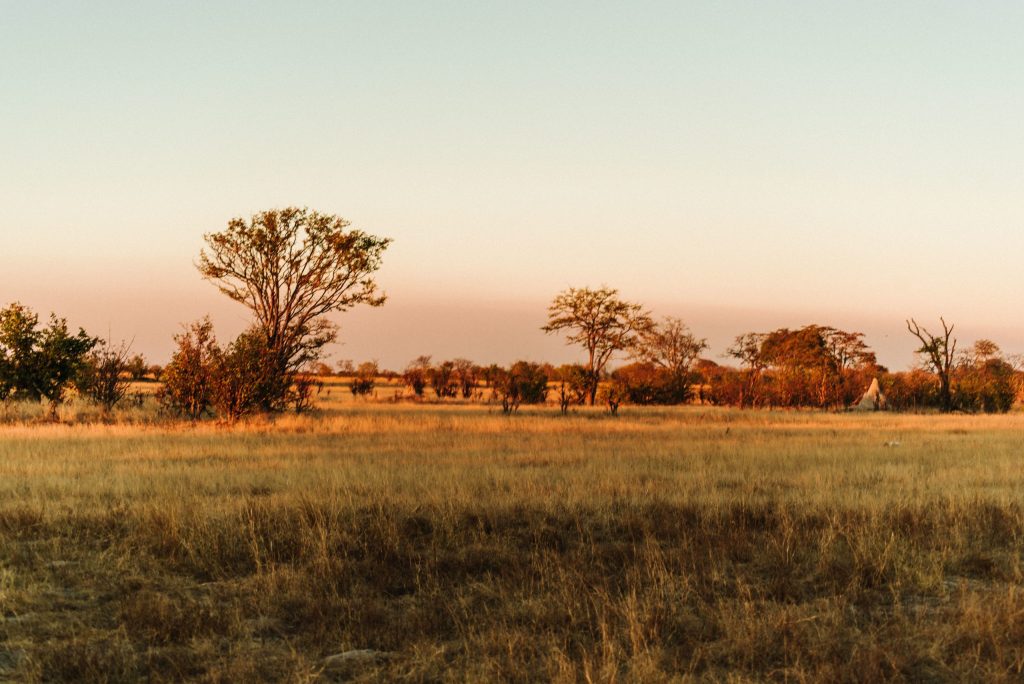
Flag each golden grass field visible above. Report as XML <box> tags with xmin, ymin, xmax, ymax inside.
<box><xmin>3</xmin><ymin>397</ymin><xmax>1024</xmax><ymax>682</ymax></box>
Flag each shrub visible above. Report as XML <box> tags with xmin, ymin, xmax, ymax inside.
<box><xmin>209</xmin><ymin>330</ymin><xmax>284</xmax><ymax>423</ymax></box>
<box><xmin>611</xmin><ymin>362</ymin><xmax>693</xmax><ymax>405</ymax></box>
<box><xmin>350</xmin><ymin>361</ymin><xmax>378</xmax><ymax>397</ymax></box>
<box><xmin>402</xmin><ymin>356</ymin><xmax>432</xmax><ymax>398</ymax></box>
<box><xmin>159</xmin><ymin>318</ymin><xmax>218</xmax><ymax>421</ymax></box>
<box><xmin>493</xmin><ymin>362</ymin><xmax>548</xmax><ymax>415</ymax></box>
<box><xmin>76</xmin><ymin>340</ymin><xmax>132</xmax><ymax>414</ymax></box>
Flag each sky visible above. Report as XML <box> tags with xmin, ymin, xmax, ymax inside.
<box><xmin>3</xmin><ymin>1</ymin><xmax>1024</xmax><ymax>370</ymax></box>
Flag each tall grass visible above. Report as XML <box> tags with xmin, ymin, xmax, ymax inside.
<box><xmin>2</xmin><ymin>406</ymin><xmax>1024</xmax><ymax>681</ymax></box>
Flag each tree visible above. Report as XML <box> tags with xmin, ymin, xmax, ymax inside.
<box><xmin>126</xmin><ymin>354</ymin><xmax>148</xmax><ymax>382</ymax></box>
<box><xmin>611</xmin><ymin>362</ymin><xmax>692</xmax><ymax>405</ymax></box>
<box><xmin>551</xmin><ymin>364</ymin><xmax>589</xmax><ymax>415</ymax></box>
<box><xmin>402</xmin><ymin>356</ymin><xmax>432</xmax><ymax>397</ymax></box>
<box><xmin>632</xmin><ymin>317</ymin><xmax>707</xmax><ymax>404</ymax></box>
<box><xmin>77</xmin><ymin>339</ymin><xmax>133</xmax><ymax>415</ymax></box>
<box><xmin>311</xmin><ymin>362</ymin><xmax>335</xmax><ymax>377</ymax></box>
<box><xmin>542</xmin><ymin>287</ymin><xmax>653</xmax><ymax>405</ymax></box>
<box><xmin>452</xmin><ymin>358</ymin><xmax>477</xmax><ymax>399</ymax></box>
<box><xmin>0</xmin><ymin>303</ymin><xmax>40</xmax><ymax>402</ymax></box>
<box><xmin>350</xmin><ymin>361</ymin><xmax>378</xmax><ymax>397</ymax></box>
<box><xmin>954</xmin><ymin>340</ymin><xmax>1014</xmax><ymax>413</ymax></box>
<box><xmin>197</xmin><ymin>207</ymin><xmax>391</xmax><ymax>409</ymax></box>
<box><xmin>209</xmin><ymin>330</ymin><xmax>280</xmax><ymax>423</ymax></box>
<box><xmin>33</xmin><ymin>316</ymin><xmax>97</xmax><ymax>419</ymax></box>
<box><xmin>634</xmin><ymin>317</ymin><xmax>707</xmax><ymax>378</ymax></box>
<box><xmin>430</xmin><ymin>360</ymin><xmax>457</xmax><ymax>398</ymax></box>
<box><xmin>726</xmin><ymin>332</ymin><xmax>767</xmax><ymax>407</ymax></box>
<box><xmin>160</xmin><ymin>318</ymin><xmax>219</xmax><ymax>421</ymax></box>
<box><xmin>0</xmin><ymin>304</ymin><xmax>96</xmax><ymax>417</ymax></box>
<box><xmin>290</xmin><ymin>372</ymin><xmax>323</xmax><ymax>414</ymax></box>
<box><xmin>492</xmin><ymin>362</ymin><xmax>549</xmax><ymax>415</ymax></box>
<box><xmin>906</xmin><ymin>318</ymin><xmax>957</xmax><ymax>412</ymax></box>
<box><xmin>723</xmin><ymin>325</ymin><xmax>877</xmax><ymax>409</ymax></box>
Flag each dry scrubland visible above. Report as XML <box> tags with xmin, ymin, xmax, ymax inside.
<box><xmin>3</xmin><ymin>405</ymin><xmax>1024</xmax><ymax>682</ymax></box>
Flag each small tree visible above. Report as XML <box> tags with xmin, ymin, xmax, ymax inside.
<box><xmin>350</xmin><ymin>361</ymin><xmax>378</xmax><ymax>397</ymax></box>
<box><xmin>402</xmin><ymin>356</ymin><xmax>432</xmax><ymax>398</ymax></box>
<box><xmin>542</xmin><ymin>287</ymin><xmax>653</xmax><ymax>405</ymax></box>
<box><xmin>198</xmin><ymin>207</ymin><xmax>391</xmax><ymax>410</ymax></box>
<box><xmin>34</xmin><ymin>316</ymin><xmax>97</xmax><ymax>419</ymax></box>
<box><xmin>726</xmin><ymin>332</ymin><xmax>767</xmax><ymax>408</ymax></box>
<box><xmin>955</xmin><ymin>340</ymin><xmax>1015</xmax><ymax>413</ymax></box>
<box><xmin>430</xmin><ymin>360</ymin><xmax>457</xmax><ymax>399</ymax></box>
<box><xmin>453</xmin><ymin>358</ymin><xmax>477</xmax><ymax>399</ymax></box>
<box><xmin>0</xmin><ymin>304</ymin><xmax>96</xmax><ymax>418</ymax></box>
<box><xmin>601</xmin><ymin>382</ymin><xmax>625</xmax><ymax>416</ymax></box>
<box><xmin>125</xmin><ymin>354</ymin><xmax>148</xmax><ymax>382</ymax></box>
<box><xmin>160</xmin><ymin>318</ymin><xmax>219</xmax><ymax>421</ymax></box>
<box><xmin>611</xmin><ymin>362</ymin><xmax>692</xmax><ymax>405</ymax></box>
<box><xmin>906</xmin><ymin>318</ymin><xmax>957</xmax><ymax>412</ymax></box>
<box><xmin>493</xmin><ymin>362</ymin><xmax>549</xmax><ymax>415</ymax></box>
<box><xmin>634</xmin><ymin>317</ymin><xmax>707</xmax><ymax>380</ymax></box>
<box><xmin>312</xmin><ymin>362</ymin><xmax>335</xmax><ymax>377</ymax></box>
<box><xmin>291</xmin><ymin>372</ymin><xmax>324</xmax><ymax>414</ymax></box>
<box><xmin>0</xmin><ymin>303</ymin><xmax>40</xmax><ymax>402</ymax></box>
<box><xmin>77</xmin><ymin>339</ymin><xmax>133</xmax><ymax>415</ymax></box>
<box><xmin>209</xmin><ymin>330</ymin><xmax>278</xmax><ymax>423</ymax></box>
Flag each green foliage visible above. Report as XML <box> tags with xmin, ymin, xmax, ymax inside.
<box><xmin>0</xmin><ymin>303</ymin><xmax>96</xmax><ymax>417</ymax></box>
<box><xmin>0</xmin><ymin>303</ymin><xmax>40</xmax><ymax>401</ymax></box>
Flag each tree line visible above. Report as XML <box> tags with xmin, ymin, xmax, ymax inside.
<box><xmin>1</xmin><ymin>207</ymin><xmax>1019</xmax><ymax>421</ymax></box>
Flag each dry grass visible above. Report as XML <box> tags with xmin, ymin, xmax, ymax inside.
<box><xmin>3</xmin><ymin>405</ymin><xmax>1024</xmax><ymax>681</ymax></box>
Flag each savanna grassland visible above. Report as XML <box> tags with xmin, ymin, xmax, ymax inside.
<box><xmin>3</xmin><ymin>402</ymin><xmax>1024</xmax><ymax>682</ymax></box>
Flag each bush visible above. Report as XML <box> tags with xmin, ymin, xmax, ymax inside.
<box><xmin>881</xmin><ymin>370</ymin><xmax>939</xmax><ymax>412</ymax></box>
<box><xmin>76</xmin><ymin>340</ymin><xmax>132</xmax><ymax>414</ymax></box>
<box><xmin>403</xmin><ymin>356</ymin><xmax>432</xmax><ymax>398</ymax></box>
<box><xmin>159</xmin><ymin>319</ymin><xmax>218</xmax><ymax>421</ymax></box>
<box><xmin>611</xmin><ymin>362</ymin><xmax>693</xmax><ymax>405</ymax></box>
<box><xmin>0</xmin><ymin>303</ymin><xmax>97</xmax><ymax>418</ymax></box>
<box><xmin>493</xmin><ymin>362</ymin><xmax>548</xmax><ymax>414</ymax></box>
<box><xmin>955</xmin><ymin>359</ymin><xmax>1016</xmax><ymax>413</ymax></box>
<box><xmin>350</xmin><ymin>361</ymin><xmax>378</xmax><ymax>397</ymax></box>
<box><xmin>210</xmin><ymin>330</ymin><xmax>284</xmax><ymax>423</ymax></box>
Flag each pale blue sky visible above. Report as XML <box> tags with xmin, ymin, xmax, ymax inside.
<box><xmin>3</xmin><ymin>2</ymin><xmax>1024</xmax><ymax>368</ymax></box>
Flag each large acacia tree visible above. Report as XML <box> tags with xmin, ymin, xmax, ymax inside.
<box><xmin>542</xmin><ymin>286</ymin><xmax>653</xmax><ymax>405</ymax></box>
<box><xmin>198</xmin><ymin>207</ymin><xmax>391</xmax><ymax>407</ymax></box>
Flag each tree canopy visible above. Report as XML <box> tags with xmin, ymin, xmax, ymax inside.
<box><xmin>542</xmin><ymin>287</ymin><xmax>653</xmax><ymax>405</ymax></box>
<box><xmin>197</xmin><ymin>207</ymin><xmax>391</xmax><ymax>387</ymax></box>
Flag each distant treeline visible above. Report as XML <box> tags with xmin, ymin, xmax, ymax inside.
<box><xmin>328</xmin><ymin>321</ymin><xmax>1017</xmax><ymax>415</ymax></box>
<box><xmin>1</xmin><ymin>207</ymin><xmax>1015</xmax><ymax>422</ymax></box>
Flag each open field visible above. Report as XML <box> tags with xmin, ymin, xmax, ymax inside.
<box><xmin>3</xmin><ymin>406</ymin><xmax>1024</xmax><ymax>682</ymax></box>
